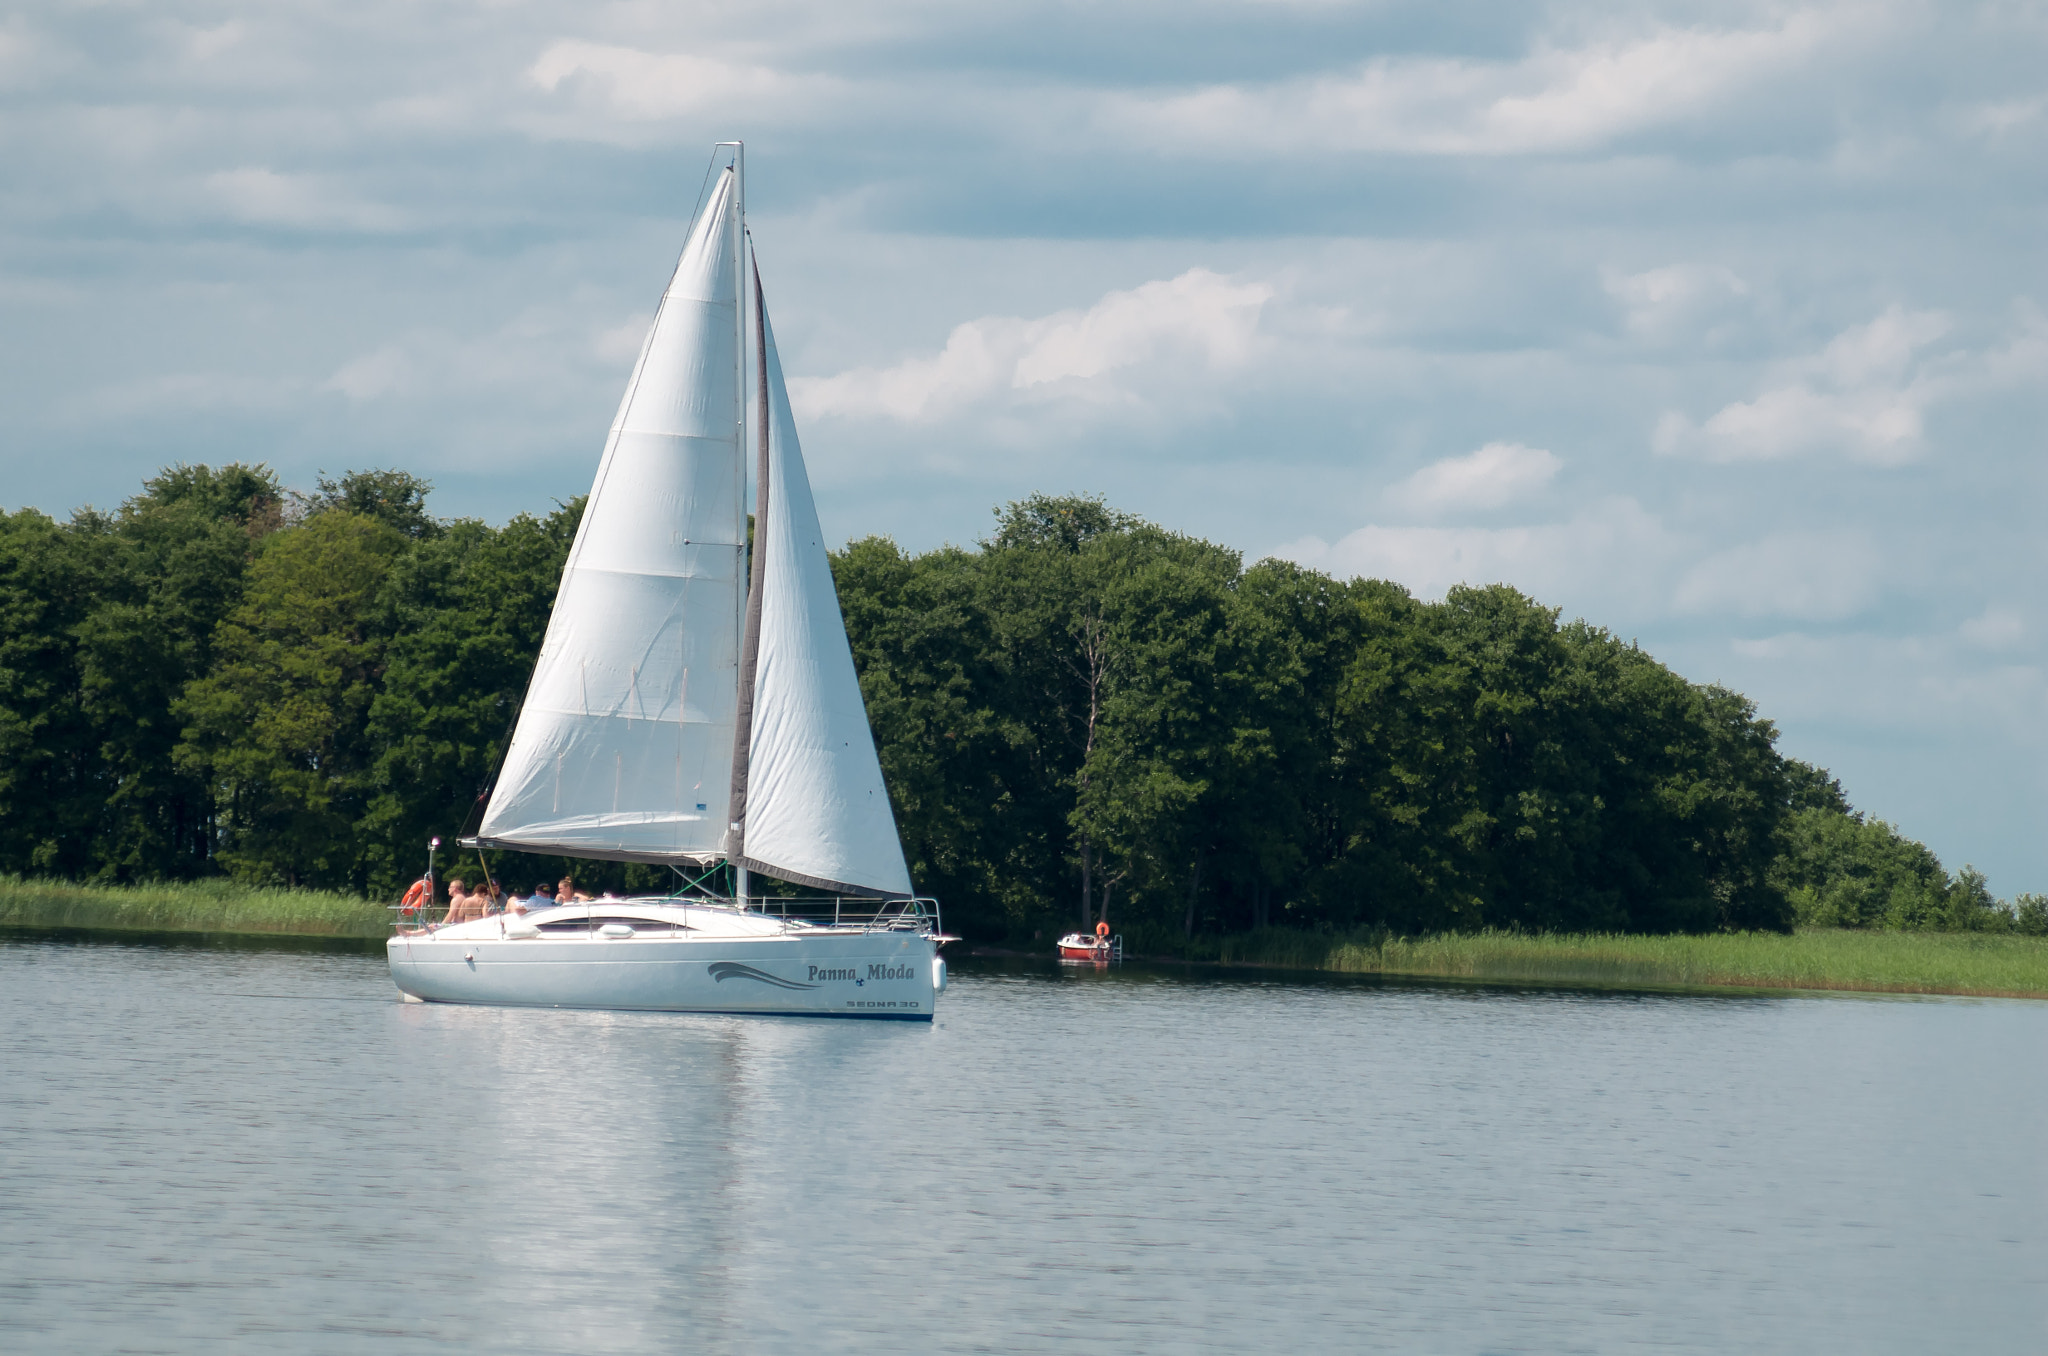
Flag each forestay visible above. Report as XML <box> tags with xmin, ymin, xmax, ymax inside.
<box><xmin>731</xmin><ymin>287</ymin><xmax>914</xmax><ymax>898</ymax></box>
<box><xmin>475</xmin><ymin>170</ymin><xmax>746</xmax><ymax>862</ymax></box>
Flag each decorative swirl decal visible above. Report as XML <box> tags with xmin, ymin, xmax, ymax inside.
<box><xmin>708</xmin><ymin>961</ymin><xmax>816</xmax><ymax>990</ymax></box>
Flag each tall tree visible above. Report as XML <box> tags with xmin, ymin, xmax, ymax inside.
<box><xmin>297</xmin><ymin>468</ymin><xmax>440</xmax><ymax>540</ymax></box>
<box><xmin>0</xmin><ymin>506</ymin><xmax>99</xmax><ymax>877</ymax></box>
<box><xmin>361</xmin><ymin>501</ymin><xmax>581</xmax><ymax>894</ymax></box>
<box><xmin>0</xmin><ymin>463</ymin><xmax>284</xmax><ymax>881</ymax></box>
<box><xmin>176</xmin><ymin>510</ymin><xmax>409</xmax><ymax>887</ymax></box>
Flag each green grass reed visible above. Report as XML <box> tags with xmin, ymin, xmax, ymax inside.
<box><xmin>0</xmin><ymin>876</ymin><xmax>389</xmax><ymax>939</ymax></box>
<box><xmin>1205</xmin><ymin>926</ymin><xmax>2048</xmax><ymax>998</ymax></box>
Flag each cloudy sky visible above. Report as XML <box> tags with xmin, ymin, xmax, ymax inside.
<box><xmin>4</xmin><ymin>0</ymin><xmax>2045</xmax><ymax>891</ymax></box>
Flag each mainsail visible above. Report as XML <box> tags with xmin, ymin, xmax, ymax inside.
<box><xmin>472</xmin><ymin>151</ymin><xmax>913</xmax><ymax>898</ymax></box>
<box><xmin>475</xmin><ymin>168</ymin><xmax>745</xmax><ymax>862</ymax></box>
<box><xmin>729</xmin><ymin>272</ymin><xmax>914</xmax><ymax>898</ymax></box>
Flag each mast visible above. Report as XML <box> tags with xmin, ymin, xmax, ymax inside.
<box><xmin>728</xmin><ymin>252</ymin><xmax>770</xmax><ymax>904</ymax></box>
<box><xmin>713</xmin><ymin>141</ymin><xmax>757</xmax><ymax>906</ymax></box>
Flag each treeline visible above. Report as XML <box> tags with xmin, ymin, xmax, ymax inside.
<box><xmin>1</xmin><ymin>465</ymin><xmax>2039</xmax><ymax>942</ymax></box>
<box><xmin>0</xmin><ymin>464</ymin><xmax>575</xmax><ymax>897</ymax></box>
<box><xmin>839</xmin><ymin>496</ymin><xmax>2042</xmax><ymax>941</ymax></box>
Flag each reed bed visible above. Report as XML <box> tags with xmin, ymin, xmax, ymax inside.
<box><xmin>0</xmin><ymin>876</ymin><xmax>389</xmax><ymax>939</ymax></box>
<box><xmin>1210</xmin><ymin>926</ymin><xmax>2048</xmax><ymax>998</ymax></box>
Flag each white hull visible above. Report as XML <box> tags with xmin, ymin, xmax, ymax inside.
<box><xmin>388</xmin><ymin>903</ymin><xmax>942</xmax><ymax>1020</ymax></box>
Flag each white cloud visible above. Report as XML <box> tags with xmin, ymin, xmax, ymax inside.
<box><xmin>1105</xmin><ymin>14</ymin><xmax>1832</xmax><ymax>157</ymax></box>
<box><xmin>528</xmin><ymin>40</ymin><xmax>823</xmax><ymax>122</ymax></box>
<box><xmin>1655</xmin><ymin>306</ymin><xmax>1950</xmax><ymax>462</ymax></box>
<box><xmin>791</xmin><ymin>268</ymin><xmax>1272</xmax><ymax>423</ymax></box>
<box><xmin>72</xmin><ymin>371</ymin><xmax>302</xmax><ymax>419</ymax></box>
<box><xmin>1960</xmin><ymin>606</ymin><xmax>2027</xmax><ymax>651</ymax></box>
<box><xmin>1278</xmin><ymin>496</ymin><xmax>1672</xmax><ymax>608</ymax></box>
<box><xmin>184</xmin><ymin>21</ymin><xmax>246</xmax><ymax>62</ymax></box>
<box><xmin>205</xmin><ymin>167</ymin><xmax>409</xmax><ymax>233</ymax></box>
<box><xmin>1673</xmin><ymin>530</ymin><xmax>1882</xmax><ymax>620</ymax></box>
<box><xmin>1604</xmin><ymin>263</ymin><xmax>1749</xmax><ymax>341</ymax></box>
<box><xmin>325</xmin><ymin>344</ymin><xmax>413</xmax><ymax>402</ymax></box>
<box><xmin>0</xmin><ymin>24</ymin><xmax>36</xmax><ymax>87</ymax></box>
<box><xmin>1725</xmin><ymin>630</ymin><xmax>2048</xmax><ymax>737</ymax></box>
<box><xmin>1387</xmin><ymin>441</ymin><xmax>1559</xmax><ymax>516</ymax></box>
<box><xmin>321</xmin><ymin>309</ymin><xmax>624</xmax><ymax>406</ymax></box>
<box><xmin>596</xmin><ymin>315</ymin><xmax>653</xmax><ymax>365</ymax></box>
<box><xmin>1955</xmin><ymin>95</ymin><xmax>2048</xmax><ymax>137</ymax></box>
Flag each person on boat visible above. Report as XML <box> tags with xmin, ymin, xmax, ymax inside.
<box><xmin>444</xmin><ymin>878</ymin><xmax>485</xmax><ymax>925</ymax></box>
<box><xmin>527</xmin><ymin>882</ymin><xmax>555</xmax><ymax>909</ymax></box>
<box><xmin>558</xmin><ymin>876</ymin><xmax>590</xmax><ymax>903</ymax></box>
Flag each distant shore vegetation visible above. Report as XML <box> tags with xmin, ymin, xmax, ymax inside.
<box><xmin>5</xmin><ymin>877</ymin><xmax>2044</xmax><ymax>1000</ymax></box>
<box><xmin>2</xmin><ymin>463</ymin><xmax>2040</xmax><ymax>947</ymax></box>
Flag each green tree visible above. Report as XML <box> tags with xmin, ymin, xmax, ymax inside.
<box><xmin>1771</xmin><ymin>807</ymin><xmax>1950</xmax><ymax>928</ymax></box>
<box><xmin>176</xmin><ymin>510</ymin><xmax>409</xmax><ymax>887</ymax></box>
<box><xmin>11</xmin><ymin>463</ymin><xmax>2026</xmax><ymax>940</ymax></box>
<box><xmin>361</xmin><ymin>501</ymin><xmax>581</xmax><ymax>894</ymax></box>
<box><xmin>78</xmin><ymin>465</ymin><xmax>286</xmax><ymax>878</ymax></box>
<box><xmin>297</xmin><ymin>468</ymin><xmax>440</xmax><ymax>540</ymax></box>
<box><xmin>0</xmin><ymin>506</ymin><xmax>100</xmax><ymax>876</ymax></box>
<box><xmin>0</xmin><ymin>463</ymin><xmax>284</xmax><ymax>881</ymax></box>
<box><xmin>833</xmin><ymin>535</ymin><xmax>1031</xmax><ymax>929</ymax></box>
<box><xmin>1064</xmin><ymin>524</ymin><xmax>1242</xmax><ymax>932</ymax></box>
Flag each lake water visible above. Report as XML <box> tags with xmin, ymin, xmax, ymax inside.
<box><xmin>1</xmin><ymin>934</ymin><xmax>2043</xmax><ymax>1354</ymax></box>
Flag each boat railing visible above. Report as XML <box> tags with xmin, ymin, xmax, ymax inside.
<box><xmin>388</xmin><ymin>894</ymin><xmax>947</xmax><ymax>938</ymax></box>
<box><xmin>750</xmin><ymin>895</ymin><xmax>944</xmax><ymax>937</ymax></box>
<box><xmin>389</xmin><ymin>902</ymin><xmax>451</xmax><ymax>933</ymax></box>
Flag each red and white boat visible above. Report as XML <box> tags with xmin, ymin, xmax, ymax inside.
<box><xmin>1057</xmin><ymin>929</ymin><xmax>1121</xmax><ymax>963</ymax></box>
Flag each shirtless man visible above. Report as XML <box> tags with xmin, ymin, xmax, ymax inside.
<box><xmin>443</xmin><ymin>878</ymin><xmax>485</xmax><ymax>925</ymax></box>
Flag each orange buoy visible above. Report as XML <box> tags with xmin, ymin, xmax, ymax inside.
<box><xmin>1095</xmin><ymin>920</ymin><xmax>1110</xmax><ymax>940</ymax></box>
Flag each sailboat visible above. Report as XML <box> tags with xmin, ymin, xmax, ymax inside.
<box><xmin>387</xmin><ymin>144</ymin><xmax>947</xmax><ymax>1019</ymax></box>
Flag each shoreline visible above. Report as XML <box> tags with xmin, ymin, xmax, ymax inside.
<box><xmin>967</xmin><ymin>927</ymin><xmax>2048</xmax><ymax>1001</ymax></box>
<box><xmin>6</xmin><ymin>879</ymin><xmax>2045</xmax><ymax>1000</ymax></box>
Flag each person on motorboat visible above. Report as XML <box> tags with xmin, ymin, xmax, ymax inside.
<box><xmin>526</xmin><ymin>882</ymin><xmax>555</xmax><ymax>910</ymax></box>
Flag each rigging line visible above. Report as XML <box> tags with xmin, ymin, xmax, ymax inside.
<box><xmin>475</xmin><ymin>846</ymin><xmax>500</xmax><ymax>931</ymax></box>
<box><xmin>669</xmin><ymin>860</ymin><xmax>725</xmax><ymax>898</ymax></box>
<box><xmin>460</xmin><ymin>695</ymin><xmax>527</xmax><ymax>837</ymax></box>
<box><xmin>685</xmin><ymin>145</ymin><xmax>734</xmax><ymax>238</ymax></box>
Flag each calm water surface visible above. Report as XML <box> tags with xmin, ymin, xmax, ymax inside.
<box><xmin>1</xmin><ymin>935</ymin><xmax>2043</xmax><ymax>1353</ymax></box>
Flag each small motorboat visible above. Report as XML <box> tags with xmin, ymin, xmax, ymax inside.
<box><xmin>1057</xmin><ymin>925</ymin><xmax>1121</xmax><ymax>964</ymax></box>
